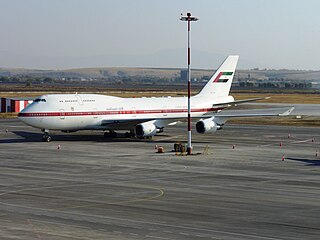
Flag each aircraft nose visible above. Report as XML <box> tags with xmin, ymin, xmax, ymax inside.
<box><xmin>18</xmin><ymin>108</ymin><xmax>29</xmax><ymax>124</ymax></box>
<box><xmin>17</xmin><ymin>105</ymin><xmax>36</xmax><ymax>126</ymax></box>
<box><xmin>18</xmin><ymin>110</ymin><xmax>25</xmax><ymax>118</ymax></box>
<box><xmin>18</xmin><ymin>107</ymin><xmax>29</xmax><ymax>118</ymax></box>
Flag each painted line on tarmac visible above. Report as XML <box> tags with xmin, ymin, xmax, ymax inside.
<box><xmin>29</xmin><ymin>219</ymin><xmax>92</xmax><ymax>230</ymax></box>
<box><xmin>0</xmin><ymin>180</ymin><xmax>165</xmax><ymax>211</ymax></box>
<box><xmin>290</xmin><ymin>139</ymin><xmax>313</xmax><ymax>144</ymax></box>
<box><xmin>54</xmin><ymin>185</ymin><xmax>165</xmax><ymax>211</ymax></box>
<box><xmin>259</xmin><ymin>138</ymin><xmax>314</xmax><ymax>148</ymax></box>
<box><xmin>154</xmin><ymin>135</ymin><xmax>184</xmax><ymax>142</ymax></box>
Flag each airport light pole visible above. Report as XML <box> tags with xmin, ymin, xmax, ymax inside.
<box><xmin>180</xmin><ymin>12</ymin><xmax>198</xmax><ymax>155</ymax></box>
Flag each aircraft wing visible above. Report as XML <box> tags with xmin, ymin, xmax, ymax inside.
<box><xmin>100</xmin><ymin>118</ymin><xmax>180</xmax><ymax>130</ymax></box>
<box><xmin>101</xmin><ymin>107</ymin><xmax>294</xmax><ymax>129</ymax></box>
<box><xmin>202</xmin><ymin>107</ymin><xmax>294</xmax><ymax>126</ymax></box>
<box><xmin>214</xmin><ymin>107</ymin><xmax>294</xmax><ymax>118</ymax></box>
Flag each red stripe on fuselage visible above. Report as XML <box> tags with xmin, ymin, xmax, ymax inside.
<box><xmin>18</xmin><ymin>107</ymin><xmax>224</xmax><ymax>118</ymax></box>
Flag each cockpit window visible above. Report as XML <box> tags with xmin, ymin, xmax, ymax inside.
<box><xmin>34</xmin><ymin>99</ymin><xmax>46</xmax><ymax>102</ymax></box>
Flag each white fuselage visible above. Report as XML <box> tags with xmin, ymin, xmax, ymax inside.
<box><xmin>18</xmin><ymin>93</ymin><xmax>234</xmax><ymax>131</ymax></box>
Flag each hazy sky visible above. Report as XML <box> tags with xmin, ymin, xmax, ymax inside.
<box><xmin>1</xmin><ymin>0</ymin><xmax>320</xmax><ymax>70</ymax></box>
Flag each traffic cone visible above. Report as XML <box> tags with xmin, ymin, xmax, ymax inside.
<box><xmin>57</xmin><ymin>144</ymin><xmax>61</xmax><ymax>150</ymax></box>
<box><xmin>288</xmin><ymin>133</ymin><xmax>291</xmax><ymax>139</ymax></box>
<box><xmin>312</xmin><ymin>138</ymin><xmax>315</xmax><ymax>143</ymax></box>
<box><xmin>316</xmin><ymin>151</ymin><xmax>318</xmax><ymax>158</ymax></box>
<box><xmin>232</xmin><ymin>144</ymin><xmax>235</xmax><ymax>149</ymax></box>
<box><xmin>5</xmin><ymin>129</ymin><xmax>8</xmax><ymax>133</ymax></box>
<box><xmin>282</xmin><ymin>154</ymin><xmax>285</xmax><ymax>161</ymax></box>
<box><xmin>280</xmin><ymin>142</ymin><xmax>282</xmax><ymax>147</ymax></box>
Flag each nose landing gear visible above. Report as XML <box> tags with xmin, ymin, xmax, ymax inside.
<box><xmin>42</xmin><ymin>130</ymin><xmax>51</xmax><ymax>142</ymax></box>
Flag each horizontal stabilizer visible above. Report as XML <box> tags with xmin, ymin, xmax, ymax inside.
<box><xmin>211</xmin><ymin>97</ymin><xmax>271</xmax><ymax>107</ymax></box>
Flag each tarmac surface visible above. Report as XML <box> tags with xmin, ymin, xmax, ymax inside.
<box><xmin>0</xmin><ymin>119</ymin><xmax>319</xmax><ymax>240</ymax></box>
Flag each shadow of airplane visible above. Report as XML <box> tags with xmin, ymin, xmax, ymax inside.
<box><xmin>0</xmin><ymin>131</ymin><xmax>43</xmax><ymax>143</ymax></box>
<box><xmin>286</xmin><ymin>157</ymin><xmax>320</xmax><ymax>166</ymax></box>
<box><xmin>0</xmin><ymin>131</ymin><xmax>182</xmax><ymax>144</ymax></box>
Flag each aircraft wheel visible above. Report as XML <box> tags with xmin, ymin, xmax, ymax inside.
<box><xmin>124</xmin><ymin>132</ymin><xmax>131</xmax><ymax>138</ymax></box>
<box><xmin>42</xmin><ymin>134</ymin><xmax>51</xmax><ymax>142</ymax></box>
<box><xmin>104</xmin><ymin>131</ymin><xmax>117</xmax><ymax>138</ymax></box>
<box><xmin>130</xmin><ymin>131</ymin><xmax>135</xmax><ymax>138</ymax></box>
<box><xmin>110</xmin><ymin>131</ymin><xmax>117</xmax><ymax>138</ymax></box>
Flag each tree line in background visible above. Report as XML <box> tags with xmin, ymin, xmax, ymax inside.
<box><xmin>0</xmin><ymin>75</ymin><xmax>314</xmax><ymax>89</ymax></box>
<box><xmin>238</xmin><ymin>81</ymin><xmax>312</xmax><ymax>89</ymax></box>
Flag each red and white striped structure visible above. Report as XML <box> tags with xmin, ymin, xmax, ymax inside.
<box><xmin>0</xmin><ymin>97</ymin><xmax>33</xmax><ymax>113</ymax></box>
<box><xmin>180</xmin><ymin>12</ymin><xmax>198</xmax><ymax>155</ymax></box>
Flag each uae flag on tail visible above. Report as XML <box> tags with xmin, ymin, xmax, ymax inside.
<box><xmin>213</xmin><ymin>72</ymin><xmax>233</xmax><ymax>83</ymax></box>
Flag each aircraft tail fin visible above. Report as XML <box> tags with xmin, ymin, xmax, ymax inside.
<box><xmin>197</xmin><ymin>55</ymin><xmax>239</xmax><ymax>98</ymax></box>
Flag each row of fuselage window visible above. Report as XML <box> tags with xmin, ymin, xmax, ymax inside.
<box><xmin>62</xmin><ymin>99</ymin><xmax>96</xmax><ymax>103</ymax></box>
<box><xmin>35</xmin><ymin>99</ymin><xmax>96</xmax><ymax>103</ymax></box>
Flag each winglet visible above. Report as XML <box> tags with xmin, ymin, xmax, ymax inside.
<box><xmin>279</xmin><ymin>107</ymin><xmax>295</xmax><ymax>116</ymax></box>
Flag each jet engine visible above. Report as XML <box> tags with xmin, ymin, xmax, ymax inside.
<box><xmin>135</xmin><ymin>122</ymin><xmax>158</xmax><ymax>137</ymax></box>
<box><xmin>196</xmin><ymin>118</ymin><xmax>222</xmax><ymax>134</ymax></box>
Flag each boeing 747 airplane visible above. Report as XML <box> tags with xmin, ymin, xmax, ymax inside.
<box><xmin>18</xmin><ymin>56</ymin><xmax>294</xmax><ymax>142</ymax></box>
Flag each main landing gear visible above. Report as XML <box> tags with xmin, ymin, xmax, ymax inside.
<box><xmin>124</xmin><ymin>131</ymin><xmax>135</xmax><ymax>138</ymax></box>
<box><xmin>104</xmin><ymin>130</ymin><xmax>118</xmax><ymax>138</ymax></box>
<box><xmin>104</xmin><ymin>130</ymin><xmax>136</xmax><ymax>138</ymax></box>
<box><xmin>42</xmin><ymin>130</ymin><xmax>52</xmax><ymax>142</ymax></box>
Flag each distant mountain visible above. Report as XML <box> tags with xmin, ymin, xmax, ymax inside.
<box><xmin>3</xmin><ymin>50</ymin><xmax>320</xmax><ymax>82</ymax></box>
<box><xmin>1</xmin><ymin>65</ymin><xmax>320</xmax><ymax>82</ymax></box>
<box><xmin>0</xmin><ymin>49</ymin><xmax>256</xmax><ymax>69</ymax></box>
